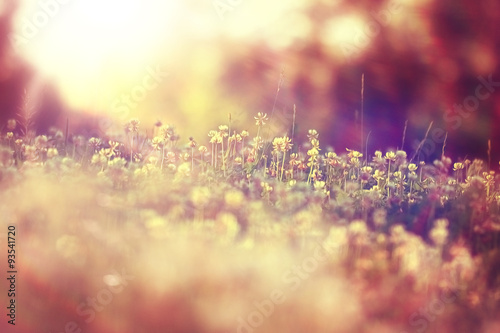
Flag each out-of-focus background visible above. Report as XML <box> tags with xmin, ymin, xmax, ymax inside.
<box><xmin>1</xmin><ymin>0</ymin><xmax>499</xmax><ymax>161</ymax></box>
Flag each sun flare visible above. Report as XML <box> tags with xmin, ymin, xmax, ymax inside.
<box><xmin>11</xmin><ymin>0</ymin><xmax>184</xmax><ymax>113</ymax></box>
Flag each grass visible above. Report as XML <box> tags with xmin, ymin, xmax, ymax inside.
<box><xmin>1</xmin><ymin>115</ymin><xmax>500</xmax><ymax>333</ymax></box>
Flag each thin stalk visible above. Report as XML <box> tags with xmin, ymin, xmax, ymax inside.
<box><xmin>410</xmin><ymin>121</ymin><xmax>434</xmax><ymax>163</ymax></box>
<box><xmin>280</xmin><ymin>152</ymin><xmax>286</xmax><ymax>181</ymax></box>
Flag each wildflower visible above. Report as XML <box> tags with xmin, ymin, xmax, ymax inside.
<box><xmin>373</xmin><ymin>169</ymin><xmax>385</xmax><ymax>180</ymax></box>
<box><xmin>361</xmin><ymin>166</ymin><xmax>373</xmax><ymax>173</ymax></box>
<box><xmin>272</xmin><ymin>135</ymin><xmax>292</xmax><ymax>153</ymax></box>
<box><xmin>6</xmin><ymin>132</ymin><xmax>13</xmax><ymax>140</ymax></box>
<box><xmin>151</xmin><ymin>136</ymin><xmax>164</xmax><ymax>150</ymax></box>
<box><xmin>232</xmin><ymin>134</ymin><xmax>242</xmax><ymax>143</ymax></box>
<box><xmin>385</xmin><ymin>151</ymin><xmax>396</xmax><ymax>161</ymax></box>
<box><xmin>218</xmin><ymin>125</ymin><xmax>229</xmax><ymax>137</ymax></box>
<box><xmin>91</xmin><ymin>153</ymin><xmax>107</xmax><ymax>166</ymax></box>
<box><xmin>209</xmin><ymin>130</ymin><xmax>221</xmax><ymax>144</ymax></box>
<box><xmin>307</xmin><ymin>148</ymin><xmax>320</xmax><ymax>157</ymax></box>
<box><xmin>310</xmin><ymin>138</ymin><xmax>320</xmax><ymax>149</ymax></box>
<box><xmin>408</xmin><ymin>163</ymin><xmax>418</xmax><ymax>172</ymax></box>
<box><xmin>108</xmin><ymin>157</ymin><xmax>127</xmax><ymax>169</ymax></box>
<box><xmin>261</xmin><ymin>182</ymin><xmax>273</xmax><ymax>194</ymax></box>
<box><xmin>125</xmin><ymin>118</ymin><xmax>140</xmax><ymax>133</ymax></box>
<box><xmin>159</xmin><ymin>125</ymin><xmax>174</xmax><ymax>139</ymax></box>
<box><xmin>289</xmin><ymin>153</ymin><xmax>300</xmax><ymax>167</ymax></box>
<box><xmin>88</xmin><ymin>137</ymin><xmax>102</xmax><ymax>151</ymax></box>
<box><xmin>346</xmin><ymin>148</ymin><xmax>363</xmax><ymax>159</ymax></box>
<box><xmin>251</xmin><ymin>136</ymin><xmax>264</xmax><ymax>150</ymax></box>
<box><xmin>47</xmin><ymin>148</ymin><xmax>58</xmax><ymax>158</ymax></box>
<box><xmin>109</xmin><ymin>140</ymin><xmax>121</xmax><ymax>154</ymax></box>
<box><xmin>199</xmin><ymin>145</ymin><xmax>208</xmax><ymax>153</ymax></box>
<box><xmin>396</xmin><ymin>150</ymin><xmax>407</xmax><ymax>158</ymax></box>
<box><xmin>254</xmin><ymin>112</ymin><xmax>268</xmax><ymax>126</ymax></box>
<box><xmin>240</xmin><ymin>130</ymin><xmax>249</xmax><ymax>138</ymax></box>
<box><xmin>99</xmin><ymin>148</ymin><xmax>113</xmax><ymax>159</ymax></box>
<box><xmin>453</xmin><ymin>162</ymin><xmax>464</xmax><ymax>171</ymax></box>
<box><xmin>360</xmin><ymin>166</ymin><xmax>372</xmax><ymax>181</ymax></box>
<box><xmin>307</xmin><ymin>129</ymin><xmax>319</xmax><ymax>141</ymax></box>
<box><xmin>165</xmin><ymin>152</ymin><xmax>176</xmax><ymax>163</ymax></box>
<box><xmin>314</xmin><ymin>180</ymin><xmax>326</xmax><ymax>191</ymax></box>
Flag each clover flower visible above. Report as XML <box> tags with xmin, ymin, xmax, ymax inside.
<box><xmin>218</xmin><ymin>125</ymin><xmax>229</xmax><ymax>137</ymax></box>
<box><xmin>165</xmin><ymin>152</ymin><xmax>176</xmax><ymax>163</ymax></box>
<box><xmin>307</xmin><ymin>129</ymin><xmax>319</xmax><ymax>141</ymax></box>
<box><xmin>385</xmin><ymin>151</ymin><xmax>396</xmax><ymax>161</ymax></box>
<box><xmin>88</xmin><ymin>137</ymin><xmax>102</xmax><ymax>151</ymax></box>
<box><xmin>151</xmin><ymin>136</ymin><xmax>164</xmax><ymax>150</ymax></box>
<box><xmin>272</xmin><ymin>135</ymin><xmax>292</xmax><ymax>153</ymax></box>
<box><xmin>159</xmin><ymin>125</ymin><xmax>174</xmax><ymax>139</ymax></box>
<box><xmin>254</xmin><ymin>112</ymin><xmax>268</xmax><ymax>126</ymax></box>
<box><xmin>408</xmin><ymin>163</ymin><xmax>418</xmax><ymax>172</ymax></box>
<box><xmin>251</xmin><ymin>136</ymin><xmax>264</xmax><ymax>150</ymax></box>
<box><xmin>125</xmin><ymin>118</ymin><xmax>140</xmax><ymax>133</ymax></box>
<box><xmin>346</xmin><ymin>148</ymin><xmax>363</xmax><ymax>159</ymax></box>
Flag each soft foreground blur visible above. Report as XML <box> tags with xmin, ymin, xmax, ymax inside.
<box><xmin>1</xmin><ymin>135</ymin><xmax>500</xmax><ymax>332</ymax></box>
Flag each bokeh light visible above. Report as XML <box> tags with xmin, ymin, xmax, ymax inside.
<box><xmin>3</xmin><ymin>0</ymin><xmax>500</xmax><ymax>159</ymax></box>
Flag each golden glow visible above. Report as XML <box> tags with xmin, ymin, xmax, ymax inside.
<box><xmin>322</xmin><ymin>15</ymin><xmax>367</xmax><ymax>60</ymax></box>
<box><xmin>12</xmin><ymin>0</ymin><xmax>183</xmax><ymax>113</ymax></box>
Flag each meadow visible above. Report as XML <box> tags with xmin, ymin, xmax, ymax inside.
<box><xmin>1</xmin><ymin>114</ymin><xmax>500</xmax><ymax>333</ymax></box>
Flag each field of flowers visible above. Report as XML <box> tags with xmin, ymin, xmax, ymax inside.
<box><xmin>1</xmin><ymin>114</ymin><xmax>500</xmax><ymax>333</ymax></box>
